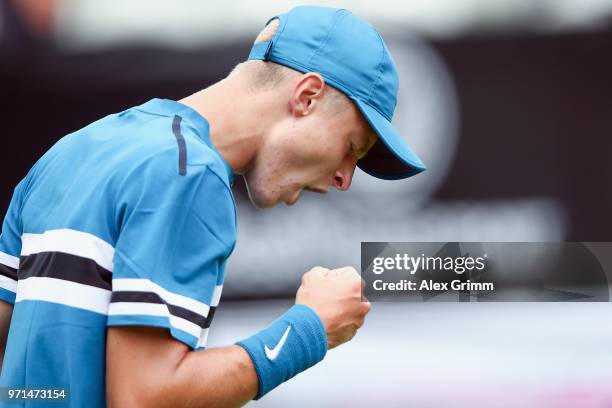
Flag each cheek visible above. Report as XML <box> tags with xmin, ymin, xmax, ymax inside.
<box><xmin>243</xmin><ymin>168</ymin><xmax>280</xmax><ymax>208</ymax></box>
<box><xmin>244</xmin><ymin>145</ymin><xmax>293</xmax><ymax>199</ymax></box>
<box><xmin>307</xmin><ymin>136</ymin><xmax>347</xmax><ymax>174</ymax></box>
<box><xmin>247</xmin><ymin>121</ymin><xmax>347</xmax><ymax>191</ymax></box>
<box><xmin>288</xmin><ymin>128</ymin><xmax>347</xmax><ymax>171</ymax></box>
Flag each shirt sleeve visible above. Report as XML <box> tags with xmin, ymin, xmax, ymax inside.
<box><xmin>0</xmin><ymin>180</ymin><xmax>26</xmax><ymax>304</ymax></box>
<box><xmin>107</xmin><ymin>151</ymin><xmax>236</xmax><ymax>350</ymax></box>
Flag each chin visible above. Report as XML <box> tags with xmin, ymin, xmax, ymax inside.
<box><xmin>245</xmin><ymin>185</ymin><xmax>278</xmax><ymax>209</ymax></box>
<box><xmin>248</xmin><ymin>195</ymin><xmax>277</xmax><ymax>209</ymax></box>
<box><xmin>244</xmin><ymin>174</ymin><xmax>284</xmax><ymax>209</ymax></box>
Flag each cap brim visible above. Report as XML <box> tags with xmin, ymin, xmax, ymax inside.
<box><xmin>353</xmin><ymin>99</ymin><xmax>426</xmax><ymax>180</ymax></box>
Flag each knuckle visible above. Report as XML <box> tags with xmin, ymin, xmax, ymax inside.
<box><xmin>335</xmin><ymin>266</ymin><xmax>357</xmax><ymax>276</ymax></box>
<box><xmin>303</xmin><ymin>266</ymin><xmax>325</xmax><ymax>281</ymax></box>
<box><xmin>343</xmin><ymin>266</ymin><xmax>358</xmax><ymax>275</ymax></box>
<box><xmin>314</xmin><ymin>266</ymin><xmax>330</xmax><ymax>275</ymax></box>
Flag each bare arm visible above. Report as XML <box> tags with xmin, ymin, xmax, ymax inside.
<box><xmin>0</xmin><ymin>300</ymin><xmax>13</xmax><ymax>371</ymax></box>
<box><xmin>106</xmin><ymin>326</ymin><xmax>258</xmax><ymax>408</ymax></box>
<box><xmin>106</xmin><ymin>266</ymin><xmax>370</xmax><ymax>407</ymax></box>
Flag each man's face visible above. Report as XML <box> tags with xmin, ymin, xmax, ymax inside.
<box><xmin>244</xmin><ymin>94</ymin><xmax>377</xmax><ymax>208</ymax></box>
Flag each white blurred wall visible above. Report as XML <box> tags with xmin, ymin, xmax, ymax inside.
<box><xmin>53</xmin><ymin>0</ymin><xmax>612</xmax><ymax>51</ymax></box>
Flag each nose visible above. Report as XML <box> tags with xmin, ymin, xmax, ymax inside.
<box><xmin>332</xmin><ymin>158</ymin><xmax>357</xmax><ymax>191</ymax></box>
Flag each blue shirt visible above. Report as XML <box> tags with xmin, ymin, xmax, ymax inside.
<box><xmin>0</xmin><ymin>99</ymin><xmax>237</xmax><ymax>407</ymax></box>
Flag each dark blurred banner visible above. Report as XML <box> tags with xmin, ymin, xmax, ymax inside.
<box><xmin>1</xmin><ymin>27</ymin><xmax>611</xmax><ymax>242</ymax></box>
<box><xmin>362</xmin><ymin>242</ymin><xmax>612</xmax><ymax>301</ymax></box>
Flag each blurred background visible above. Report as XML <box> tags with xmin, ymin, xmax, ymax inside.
<box><xmin>1</xmin><ymin>0</ymin><xmax>612</xmax><ymax>406</ymax></box>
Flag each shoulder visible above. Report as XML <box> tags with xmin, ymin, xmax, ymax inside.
<box><xmin>108</xmin><ymin>108</ymin><xmax>232</xmax><ymax>187</ymax></box>
<box><xmin>113</xmin><ymin>114</ymin><xmax>237</xmax><ymax>240</ymax></box>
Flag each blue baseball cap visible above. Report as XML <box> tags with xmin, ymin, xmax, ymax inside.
<box><xmin>248</xmin><ymin>6</ymin><xmax>426</xmax><ymax>180</ymax></box>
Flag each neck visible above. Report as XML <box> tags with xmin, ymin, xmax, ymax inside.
<box><xmin>179</xmin><ymin>76</ymin><xmax>267</xmax><ymax>175</ymax></box>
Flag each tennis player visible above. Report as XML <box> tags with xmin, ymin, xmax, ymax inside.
<box><xmin>0</xmin><ymin>6</ymin><xmax>425</xmax><ymax>407</ymax></box>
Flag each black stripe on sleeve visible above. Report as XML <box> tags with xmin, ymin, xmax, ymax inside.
<box><xmin>110</xmin><ymin>291</ymin><xmax>208</xmax><ymax>328</ymax></box>
<box><xmin>172</xmin><ymin>115</ymin><xmax>187</xmax><ymax>176</ymax></box>
<box><xmin>204</xmin><ymin>306</ymin><xmax>217</xmax><ymax>329</ymax></box>
<box><xmin>19</xmin><ymin>252</ymin><xmax>112</xmax><ymax>290</ymax></box>
<box><xmin>0</xmin><ymin>264</ymin><xmax>17</xmax><ymax>281</ymax></box>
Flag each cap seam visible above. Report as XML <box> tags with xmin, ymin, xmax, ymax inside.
<box><xmin>307</xmin><ymin>9</ymin><xmax>346</xmax><ymax>67</ymax></box>
<box><xmin>365</xmin><ymin>29</ymin><xmax>388</xmax><ymax>118</ymax></box>
<box><xmin>352</xmin><ymin>96</ymin><xmax>394</xmax><ymax>124</ymax></box>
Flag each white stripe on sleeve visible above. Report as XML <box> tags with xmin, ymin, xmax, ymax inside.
<box><xmin>0</xmin><ymin>251</ymin><xmax>19</xmax><ymax>269</ymax></box>
<box><xmin>211</xmin><ymin>285</ymin><xmax>223</xmax><ymax>307</ymax></box>
<box><xmin>21</xmin><ymin>229</ymin><xmax>114</xmax><ymax>272</ymax></box>
<box><xmin>0</xmin><ymin>275</ymin><xmax>17</xmax><ymax>293</ymax></box>
<box><xmin>16</xmin><ymin>277</ymin><xmax>111</xmax><ymax>314</ymax></box>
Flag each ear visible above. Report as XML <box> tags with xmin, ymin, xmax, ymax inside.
<box><xmin>289</xmin><ymin>72</ymin><xmax>326</xmax><ymax>117</ymax></box>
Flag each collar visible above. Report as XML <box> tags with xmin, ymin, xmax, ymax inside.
<box><xmin>135</xmin><ymin>98</ymin><xmax>234</xmax><ymax>186</ymax></box>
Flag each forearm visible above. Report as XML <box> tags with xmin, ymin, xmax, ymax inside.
<box><xmin>107</xmin><ymin>304</ymin><xmax>328</xmax><ymax>407</ymax></box>
<box><xmin>171</xmin><ymin>345</ymin><xmax>257</xmax><ymax>408</ymax></box>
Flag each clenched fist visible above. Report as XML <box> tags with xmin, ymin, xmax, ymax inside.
<box><xmin>295</xmin><ymin>266</ymin><xmax>371</xmax><ymax>349</ymax></box>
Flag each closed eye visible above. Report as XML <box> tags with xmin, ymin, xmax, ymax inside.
<box><xmin>305</xmin><ymin>186</ymin><xmax>327</xmax><ymax>194</ymax></box>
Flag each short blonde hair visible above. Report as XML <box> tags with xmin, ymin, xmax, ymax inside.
<box><xmin>254</xmin><ymin>18</ymin><xmax>280</xmax><ymax>43</ymax></box>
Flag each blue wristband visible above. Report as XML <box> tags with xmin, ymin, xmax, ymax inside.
<box><xmin>236</xmin><ymin>304</ymin><xmax>328</xmax><ymax>399</ymax></box>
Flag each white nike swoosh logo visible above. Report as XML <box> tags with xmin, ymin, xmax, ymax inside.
<box><xmin>264</xmin><ymin>325</ymin><xmax>291</xmax><ymax>361</ymax></box>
